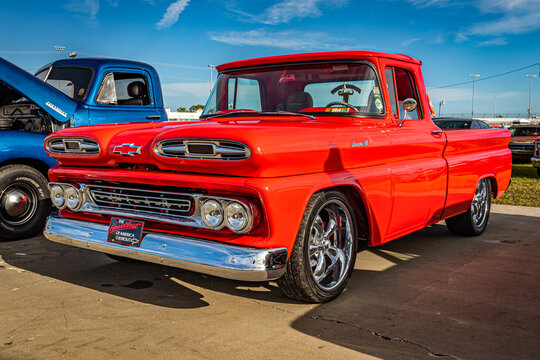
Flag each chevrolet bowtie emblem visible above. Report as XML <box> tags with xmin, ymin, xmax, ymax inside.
<box><xmin>113</xmin><ymin>143</ymin><xmax>142</xmax><ymax>156</ymax></box>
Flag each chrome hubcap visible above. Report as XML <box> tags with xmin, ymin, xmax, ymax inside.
<box><xmin>0</xmin><ymin>184</ymin><xmax>38</xmax><ymax>226</ymax></box>
<box><xmin>471</xmin><ymin>180</ymin><xmax>489</xmax><ymax>228</ymax></box>
<box><xmin>308</xmin><ymin>199</ymin><xmax>353</xmax><ymax>291</ymax></box>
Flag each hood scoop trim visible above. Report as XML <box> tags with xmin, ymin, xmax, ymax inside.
<box><xmin>154</xmin><ymin>139</ymin><xmax>250</xmax><ymax>160</ymax></box>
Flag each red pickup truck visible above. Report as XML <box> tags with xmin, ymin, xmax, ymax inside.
<box><xmin>43</xmin><ymin>51</ymin><xmax>512</xmax><ymax>303</ymax></box>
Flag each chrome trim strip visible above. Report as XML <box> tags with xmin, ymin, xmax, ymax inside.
<box><xmin>43</xmin><ymin>216</ymin><xmax>287</xmax><ymax>281</ymax></box>
<box><xmin>46</xmin><ymin>137</ymin><xmax>100</xmax><ymax>154</ymax></box>
<box><xmin>154</xmin><ymin>139</ymin><xmax>251</xmax><ymax>160</ymax></box>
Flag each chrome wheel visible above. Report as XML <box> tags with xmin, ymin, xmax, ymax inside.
<box><xmin>308</xmin><ymin>199</ymin><xmax>354</xmax><ymax>291</ymax></box>
<box><xmin>0</xmin><ymin>183</ymin><xmax>38</xmax><ymax>226</ymax></box>
<box><xmin>471</xmin><ymin>179</ymin><xmax>489</xmax><ymax>229</ymax></box>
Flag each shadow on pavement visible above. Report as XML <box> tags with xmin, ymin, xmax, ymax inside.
<box><xmin>291</xmin><ymin>212</ymin><xmax>540</xmax><ymax>360</ymax></box>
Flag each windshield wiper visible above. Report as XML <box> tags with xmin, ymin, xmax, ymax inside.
<box><xmin>260</xmin><ymin>111</ymin><xmax>316</xmax><ymax>120</ymax></box>
<box><xmin>204</xmin><ymin>110</ymin><xmax>259</xmax><ymax>120</ymax></box>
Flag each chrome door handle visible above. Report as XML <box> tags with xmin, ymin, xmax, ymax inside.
<box><xmin>431</xmin><ymin>129</ymin><xmax>444</xmax><ymax>135</ymax></box>
<box><xmin>146</xmin><ymin>115</ymin><xmax>161</xmax><ymax>120</ymax></box>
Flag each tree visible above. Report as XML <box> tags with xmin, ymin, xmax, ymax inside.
<box><xmin>189</xmin><ymin>104</ymin><xmax>205</xmax><ymax>112</ymax></box>
<box><xmin>177</xmin><ymin>106</ymin><xmax>187</xmax><ymax>112</ymax></box>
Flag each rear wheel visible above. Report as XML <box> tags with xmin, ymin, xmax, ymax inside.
<box><xmin>277</xmin><ymin>191</ymin><xmax>358</xmax><ymax>303</ymax></box>
<box><xmin>445</xmin><ymin>178</ymin><xmax>491</xmax><ymax>236</ymax></box>
<box><xmin>0</xmin><ymin>165</ymin><xmax>51</xmax><ymax>241</ymax></box>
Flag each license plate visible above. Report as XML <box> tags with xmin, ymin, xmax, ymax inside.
<box><xmin>107</xmin><ymin>217</ymin><xmax>144</xmax><ymax>247</ymax></box>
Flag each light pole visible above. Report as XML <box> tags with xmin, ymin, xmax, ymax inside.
<box><xmin>469</xmin><ymin>74</ymin><xmax>480</xmax><ymax>117</ymax></box>
<box><xmin>438</xmin><ymin>100</ymin><xmax>445</xmax><ymax>117</ymax></box>
<box><xmin>54</xmin><ymin>45</ymin><xmax>65</xmax><ymax>59</ymax></box>
<box><xmin>208</xmin><ymin>65</ymin><xmax>216</xmax><ymax>93</ymax></box>
<box><xmin>526</xmin><ymin>74</ymin><xmax>537</xmax><ymax>118</ymax></box>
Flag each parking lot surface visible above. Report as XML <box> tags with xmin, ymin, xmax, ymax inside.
<box><xmin>1</xmin><ymin>204</ymin><xmax>539</xmax><ymax>360</ymax></box>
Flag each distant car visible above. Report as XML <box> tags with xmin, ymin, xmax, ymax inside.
<box><xmin>433</xmin><ymin>117</ymin><xmax>491</xmax><ymax>130</ymax></box>
<box><xmin>531</xmin><ymin>136</ymin><xmax>540</xmax><ymax>176</ymax></box>
<box><xmin>508</xmin><ymin>125</ymin><xmax>540</xmax><ymax>162</ymax></box>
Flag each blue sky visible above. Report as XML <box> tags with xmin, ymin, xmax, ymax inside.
<box><xmin>1</xmin><ymin>0</ymin><xmax>539</xmax><ymax>116</ymax></box>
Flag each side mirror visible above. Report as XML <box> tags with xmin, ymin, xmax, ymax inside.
<box><xmin>398</xmin><ymin>98</ymin><xmax>417</xmax><ymax>127</ymax></box>
<box><xmin>402</xmin><ymin>98</ymin><xmax>417</xmax><ymax>112</ymax></box>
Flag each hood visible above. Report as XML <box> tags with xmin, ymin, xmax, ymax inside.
<box><xmin>510</xmin><ymin>136</ymin><xmax>537</xmax><ymax>144</ymax></box>
<box><xmin>45</xmin><ymin>116</ymin><xmax>392</xmax><ymax>177</ymax></box>
<box><xmin>0</xmin><ymin>57</ymin><xmax>77</xmax><ymax>122</ymax></box>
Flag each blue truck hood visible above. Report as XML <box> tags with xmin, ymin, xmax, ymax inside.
<box><xmin>0</xmin><ymin>57</ymin><xmax>77</xmax><ymax>122</ymax></box>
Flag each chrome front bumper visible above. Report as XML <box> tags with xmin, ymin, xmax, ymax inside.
<box><xmin>532</xmin><ymin>157</ymin><xmax>540</xmax><ymax>168</ymax></box>
<box><xmin>43</xmin><ymin>216</ymin><xmax>287</xmax><ymax>281</ymax></box>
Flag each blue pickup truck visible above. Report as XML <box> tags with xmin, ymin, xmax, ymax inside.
<box><xmin>0</xmin><ymin>57</ymin><xmax>166</xmax><ymax>240</ymax></box>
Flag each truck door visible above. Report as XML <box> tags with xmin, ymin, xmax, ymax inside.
<box><xmin>87</xmin><ymin>68</ymin><xmax>162</xmax><ymax>125</ymax></box>
<box><xmin>381</xmin><ymin>63</ymin><xmax>448</xmax><ymax>241</ymax></box>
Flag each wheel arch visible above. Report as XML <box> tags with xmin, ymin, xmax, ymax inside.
<box><xmin>0</xmin><ymin>158</ymin><xmax>51</xmax><ymax>178</ymax></box>
<box><xmin>311</xmin><ymin>184</ymin><xmax>376</xmax><ymax>248</ymax></box>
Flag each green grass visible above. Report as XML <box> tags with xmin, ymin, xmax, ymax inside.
<box><xmin>493</xmin><ymin>164</ymin><xmax>540</xmax><ymax>207</ymax></box>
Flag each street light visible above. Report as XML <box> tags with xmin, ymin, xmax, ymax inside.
<box><xmin>438</xmin><ymin>100</ymin><xmax>445</xmax><ymax>117</ymax></box>
<box><xmin>208</xmin><ymin>65</ymin><xmax>216</xmax><ymax>93</ymax></box>
<box><xmin>526</xmin><ymin>74</ymin><xmax>537</xmax><ymax>118</ymax></box>
<box><xmin>470</xmin><ymin>74</ymin><xmax>480</xmax><ymax>118</ymax></box>
<box><xmin>54</xmin><ymin>45</ymin><xmax>65</xmax><ymax>59</ymax></box>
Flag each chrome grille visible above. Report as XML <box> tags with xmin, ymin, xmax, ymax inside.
<box><xmin>46</xmin><ymin>138</ymin><xmax>100</xmax><ymax>154</ymax></box>
<box><xmin>155</xmin><ymin>139</ymin><xmax>250</xmax><ymax>160</ymax></box>
<box><xmin>87</xmin><ymin>185</ymin><xmax>192</xmax><ymax>216</ymax></box>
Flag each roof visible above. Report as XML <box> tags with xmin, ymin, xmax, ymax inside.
<box><xmin>36</xmin><ymin>58</ymin><xmax>158</xmax><ymax>75</ymax></box>
<box><xmin>217</xmin><ymin>51</ymin><xmax>422</xmax><ymax>72</ymax></box>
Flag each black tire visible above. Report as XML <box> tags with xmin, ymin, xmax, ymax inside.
<box><xmin>277</xmin><ymin>191</ymin><xmax>358</xmax><ymax>303</ymax></box>
<box><xmin>0</xmin><ymin>164</ymin><xmax>51</xmax><ymax>241</ymax></box>
<box><xmin>445</xmin><ymin>178</ymin><xmax>491</xmax><ymax>236</ymax></box>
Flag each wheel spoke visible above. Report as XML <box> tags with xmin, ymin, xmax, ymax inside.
<box><xmin>313</xmin><ymin>215</ymin><xmax>324</xmax><ymax>236</ymax></box>
<box><xmin>309</xmin><ymin>244</ymin><xmax>319</xmax><ymax>257</ymax></box>
<box><xmin>313</xmin><ymin>253</ymin><xmax>326</xmax><ymax>277</ymax></box>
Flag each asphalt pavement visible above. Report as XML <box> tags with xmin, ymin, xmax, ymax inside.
<box><xmin>1</xmin><ymin>204</ymin><xmax>539</xmax><ymax>360</ymax></box>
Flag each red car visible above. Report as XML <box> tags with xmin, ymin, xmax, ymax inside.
<box><xmin>43</xmin><ymin>51</ymin><xmax>512</xmax><ymax>302</ymax></box>
<box><xmin>532</xmin><ymin>136</ymin><xmax>540</xmax><ymax>176</ymax></box>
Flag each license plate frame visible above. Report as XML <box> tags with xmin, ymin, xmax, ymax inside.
<box><xmin>107</xmin><ymin>217</ymin><xmax>144</xmax><ymax>247</ymax></box>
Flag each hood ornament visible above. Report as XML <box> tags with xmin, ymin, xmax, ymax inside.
<box><xmin>113</xmin><ymin>143</ymin><xmax>142</xmax><ymax>156</ymax></box>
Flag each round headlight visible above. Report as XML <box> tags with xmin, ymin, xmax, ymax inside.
<box><xmin>50</xmin><ymin>185</ymin><xmax>65</xmax><ymax>209</ymax></box>
<box><xmin>201</xmin><ymin>199</ymin><xmax>223</xmax><ymax>228</ymax></box>
<box><xmin>225</xmin><ymin>202</ymin><xmax>249</xmax><ymax>232</ymax></box>
<box><xmin>64</xmin><ymin>186</ymin><xmax>82</xmax><ymax>210</ymax></box>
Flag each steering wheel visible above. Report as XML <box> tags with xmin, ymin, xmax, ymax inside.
<box><xmin>325</xmin><ymin>101</ymin><xmax>359</xmax><ymax>112</ymax></box>
<box><xmin>330</xmin><ymin>83</ymin><xmax>362</xmax><ymax>103</ymax></box>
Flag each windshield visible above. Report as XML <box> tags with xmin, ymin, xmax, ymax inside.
<box><xmin>35</xmin><ymin>66</ymin><xmax>93</xmax><ymax>103</ymax></box>
<box><xmin>511</xmin><ymin>127</ymin><xmax>540</xmax><ymax>137</ymax></box>
<box><xmin>202</xmin><ymin>62</ymin><xmax>385</xmax><ymax>118</ymax></box>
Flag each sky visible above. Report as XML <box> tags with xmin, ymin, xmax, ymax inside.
<box><xmin>1</xmin><ymin>0</ymin><xmax>540</xmax><ymax>117</ymax></box>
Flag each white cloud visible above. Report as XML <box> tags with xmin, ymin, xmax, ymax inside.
<box><xmin>65</xmin><ymin>0</ymin><xmax>100</xmax><ymax>20</ymax></box>
<box><xmin>230</xmin><ymin>0</ymin><xmax>347</xmax><ymax>25</ymax></box>
<box><xmin>156</xmin><ymin>0</ymin><xmax>190</xmax><ymax>30</ymax></box>
<box><xmin>209</xmin><ymin>29</ymin><xmax>366</xmax><ymax>50</ymax></box>
<box><xmin>478</xmin><ymin>37</ymin><xmax>508</xmax><ymax>46</ymax></box>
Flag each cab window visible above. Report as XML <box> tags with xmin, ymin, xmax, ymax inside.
<box><xmin>227</xmin><ymin>77</ymin><xmax>262</xmax><ymax>111</ymax></box>
<box><xmin>386</xmin><ymin>67</ymin><xmax>422</xmax><ymax>119</ymax></box>
<box><xmin>96</xmin><ymin>72</ymin><xmax>151</xmax><ymax>106</ymax></box>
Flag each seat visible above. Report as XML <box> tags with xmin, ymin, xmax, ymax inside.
<box><xmin>286</xmin><ymin>91</ymin><xmax>313</xmax><ymax>112</ymax></box>
<box><xmin>124</xmin><ymin>81</ymin><xmax>147</xmax><ymax>106</ymax></box>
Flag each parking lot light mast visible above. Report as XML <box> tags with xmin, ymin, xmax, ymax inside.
<box><xmin>526</xmin><ymin>74</ymin><xmax>537</xmax><ymax>118</ymax></box>
<box><xmin>208</xmin><ymin>65</ymin><xmax>216</xmax><ymax>93</ymax></box>
<box><xmin>438</xmin><ymin>100</ymin><xmax>445</xmax><ymax>117</ymax></box>
<box><xmin>54</xmin><ymin>45</ymin><xmax>65</xmax><ymax>59</ymax></box>
<box><xmin>470</xmin><ymin>74</ymin><xmax>480</xmax><ymax>118</ymax></box>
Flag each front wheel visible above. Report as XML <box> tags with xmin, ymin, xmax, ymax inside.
<box><xmin>0</xmin><ymin>165</ymin><xmax>51</xmax><ymax>241</ymax></box>
<box><xmin>277</xmin><ymin>191</ymin><xmax>358</xmax><ymax>303</ymax></box>
<box><xmin>445</xmin><ymin>178</ymin><xmax>491</xmax><ymax>236</ymax></box>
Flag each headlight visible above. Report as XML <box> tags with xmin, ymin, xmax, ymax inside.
<box><xmin>201</xmin><ymin>199</ymin><xmax>224</xmax><ymax>228</ymax></box>
<box><xmin>64</xmin><ymin>186</ymin><xmax>82</xmax><ymax>210</ymax></box>
<box><xmin>225</xmin><ymin>202</ymin><xmax>249</xmax><ymax>231</ymax></box>
<box><xmin>50</xmin><ymin>185</ymin><xmax>65</xmax><ymax>209</ymax></box>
